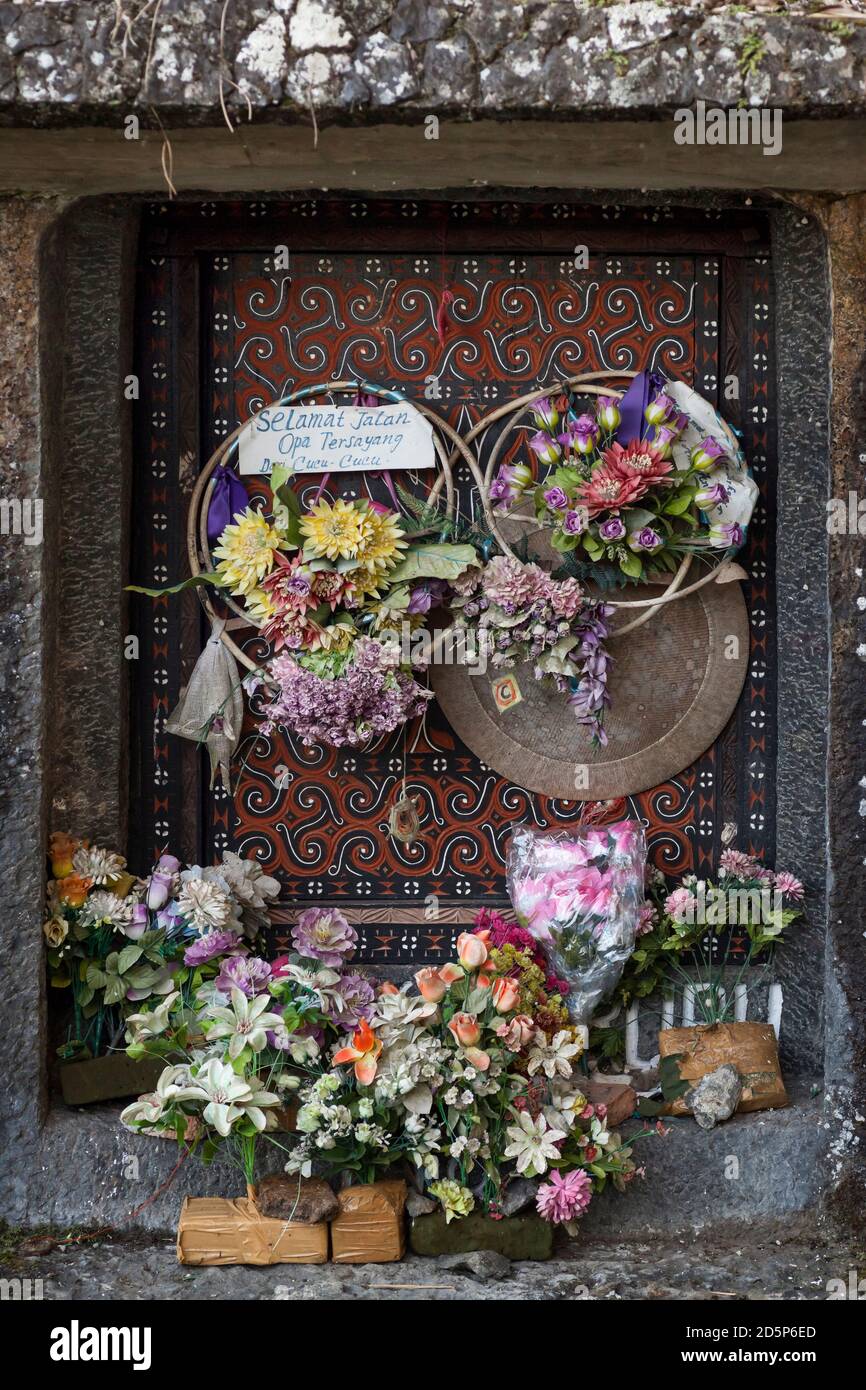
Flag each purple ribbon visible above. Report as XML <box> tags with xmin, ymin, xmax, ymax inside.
<box><xmin>207</xmin><ymin>463</ymin><xmax>249</xmax><ymax>544</ymax></box>
<box><xmin>615</xmin><ymin>369</ymin><xmax>666</xmax><ymax>445</ymax></box>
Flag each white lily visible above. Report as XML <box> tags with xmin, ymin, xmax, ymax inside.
<box><xmin>120</xmin><ymin>1063</ymin><xmax>191</xmax><ymax>1129</ymax></box>
<box><xmin>124</xmin><ymin>990</ymin><xmax>180</xmax><ymax>1044</ymax></box>
<box><xmin>170</xmin><ymin>1057</ymin><xmax>280</xmax><ymax>1137</ymax></box>
<box><xmin>205</xmin><ymin>986</ymin><xmax>283</xmax><ymax>1059</ymax></box>
<box><xmin>504</xmin><ymin>1110</ymin><xmax>567</xmax><ymax>1176</ymax></box>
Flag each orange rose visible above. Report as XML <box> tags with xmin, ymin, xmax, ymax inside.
<box><xmin>49</xmin><ymin>832</ymin><xmax>84</xmax><ymax>880</ymax></box>
<box><xmin>447</xmin><ymin>1012</ymin><xmax>481</xmax><ymax>1047</ymax></box>
<box><xmin>456</xmin><ymin>930</ymin><xmax>489</xmax><ymax>969</ymax></box>
<box><xmin>415</xmin><ymin>967</ymin><xmax>448</xmax><ymax>1003</ymax></box>
<box><xmin>439</xmin><ymin>962</ymin><xmax>464</xmax><ymax>986</ymax></box>
<box><xmin>491</xmin><ymin>976</ymin><xmax>520</xmax><ymax>1014</ymax></box>
<box><xmin>56</xmin><ymin>874</ymin><xmax>92</xmax><ymax>907</ymax></box>
<box><xmin>377</xmin><ymin>981</ymin><xmax>400</xmax><ymax>996</ymax></box>
<box><xmin>463</xmin><ymin>1046</ymin><xmax>491</xmax><ymax>1072</ymax></box>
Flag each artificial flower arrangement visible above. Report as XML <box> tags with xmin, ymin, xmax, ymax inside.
<box><xmin>283</xmin><ymin>910</ymin><xmax>653</xmax><ymax>1234</ymax></box>
<box><xmin>120</xmin><ymin>907</ymin><xmax>382</xmax><ymax>1189</ymax></box>
<box><xmin>589</xmin><ymin>835</ymin><xmax>805</xmax><ymax>1111</ymax></box>
<box><xmin>211</xmin><ymin>474</ymin><xmax>480</xmax><ymax>749</ymax></box>
<box><xmin>488</xmin><ymin>372</ymin><xmax>757</xmax><ymax>587</ymax></box>
<box><xmin>120</xmin><ymin>903</ymin><xmax>654</xmax><ymax>1245</ymax></box>
<box><xmin>44</xmin><ymin>832</ymin><xmax>279</xmax><ymax>1083</ymax></box>
<box><xmin>447</xmin><ymin>554</ymin><xmax>614</xmax><ymax>745</ymax></box>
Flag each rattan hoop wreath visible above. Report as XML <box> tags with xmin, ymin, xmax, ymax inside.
<box><xmin>187</xmin><ymin>381</ymin><xmax>487</xmax><ymax>673</ymax></box>
<box><xmin>475</xmin><ymin>371</ymin><xmax>743</xmax><ymax>638</ymax></box>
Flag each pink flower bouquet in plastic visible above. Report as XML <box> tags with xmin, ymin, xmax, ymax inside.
<box><xmin>506</xmin><ymin>820</ymin><xmax>647</xmax><ymax>1025</ymax></box>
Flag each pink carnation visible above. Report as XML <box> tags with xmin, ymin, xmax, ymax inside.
<box><xmin>664</xmin><ymin>887</ymin><xmax>694</xmax><ymax>924</ymax></box>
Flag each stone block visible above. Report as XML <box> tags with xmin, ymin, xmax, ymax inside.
<box><xmin>410</xmin><ymin>1212</ymin><xmax>553</xmax><ymax>1261</ymax></box>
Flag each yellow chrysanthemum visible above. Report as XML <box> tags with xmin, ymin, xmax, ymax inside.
<box><xmin>356</xmin><ymin>508</ymin><xmax>407</xmax><ymax>573</ymax></box>
<box><xmin>314</xmin><ymin>621</ymin><xmax>355</xmax><ymax>653</ymax></box>
<box><xmin>213</xmin><ymin>507</ymin><xmax>286</xmax><ymax>596</ymax></box>
<box><xmin>245</xmin><ymin>586</ymin><xmax>278</xmax><ymax>625</ymax></box>
<box><xmin>300</xmin><ymin>498</ymin><xmax>368</xmax><ymax>562</ymax></box>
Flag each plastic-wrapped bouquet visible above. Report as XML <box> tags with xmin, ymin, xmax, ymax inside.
<box><xmin>506</xmin><ymin>821</ymin><xmax>647</xmax><ymax>1025</ymax></box>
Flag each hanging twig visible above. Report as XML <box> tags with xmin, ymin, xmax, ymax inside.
<box><xmin>149</xmin><ymin>105</ymin><xmax>177</xmax><ymax>199</ymax></box>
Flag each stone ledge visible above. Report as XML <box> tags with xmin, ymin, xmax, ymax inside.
<box><xmin>0</xmin><ymin>1091</ymin><xmax>829</xmax><ymax>1237</ymax></box>
<box><xmin>0</xmin><ymin>2</ymin><xmax>865</xmax><ymax>125</ymax></box>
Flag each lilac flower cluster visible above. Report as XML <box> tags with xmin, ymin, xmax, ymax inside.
<box><xmin>450</xmin><ymin>556</ymin><xmax>613</xmax><ymax>745</ymax></box>
<box><xmin>262</xmin><ymin>652</ymin><xmax>432</xmax><ymax>748</ymax></box>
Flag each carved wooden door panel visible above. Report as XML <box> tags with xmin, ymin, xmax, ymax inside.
<box><xmin>131</xmin><ymin>200</ymin><xmax>776</xmax><ymax>964</ymax></box>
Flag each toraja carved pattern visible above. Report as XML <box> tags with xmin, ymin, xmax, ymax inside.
<box><xmin>131</xmin><ymin>200</ymin><xmax>777</xmax><ymax>963</ymax></box>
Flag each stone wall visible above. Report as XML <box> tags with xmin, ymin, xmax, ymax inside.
<box><xmin>0</xmin><ymin>1</ymin><xmax>864</xmax><ymax>121</ymax></box>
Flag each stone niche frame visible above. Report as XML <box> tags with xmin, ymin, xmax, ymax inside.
<box><xmin>0</xmin><ymin>185</ymin><xmax>861</xmax><ymax>1239</ymax></box>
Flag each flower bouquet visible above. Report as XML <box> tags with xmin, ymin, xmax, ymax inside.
<box><xmin>121</xmin><ymin>905</ymin><xmax>384</xmax><ymax>1263</ymax></box>
<box><xmin>283</xmin><ymin>912</ymin><xmax>654</xmax><ymax>1249</ymax></box>
<box><xmin>591</xmin><ymin>837</ymin><xmax>805</xmax><ymax>1117</ymax></box>
<box><xmin>489</xmin><ymin>372</ymin><xmax>757</xmax><ymax>587</ymax></box>
<box><xmin>212</xmin><ymin>482</ymin><xmax>480</xmax><ymax>749</ymax></box>
<box><xmin>506</xmin><ymin>821</ymin><xmax>647</xmax><ymax>1027</ymax></box>
<box><xmin>45</xmin><ymin>832</ymin><xmax>280</xmax><ymax>1103</ymax></box>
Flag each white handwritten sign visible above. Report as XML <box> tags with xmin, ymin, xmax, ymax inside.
<box><xmin>237</xmin><ymin>401</ymin><xmax>436</xmax><ymax>476</ymax></box>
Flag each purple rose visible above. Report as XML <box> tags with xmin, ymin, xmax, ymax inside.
<box><xmin>690</xmin><ymin>436</ymin><xmax>727</xmax><ymax>471</ymax></box>
<box><xmin>562</xmin><ymin>509</ymin><xmax>586</xmax><ymax>536</ymax></box>
<box><xmin>695</xmin><ymin>481</ymin><xmax>730</xmax><ymax>508</ymax></box>
<box><xmin>599</xmin><ymin>517</ymin><xmax>626</xmax><ymax>541</ymax></box>
<box><xmin>125</xmin><ymin>903</ymin><xmax>151</xmax><ymax>941</ymax></box>
<box><xmin>407</xmin><ymin>579</ymin><xmax>448</xmax><ymax>615</ymax></box>
<box><xmin>645</xmin><ymin>392</ymin><xmax>674</xmax><ymax>426</ymax></box>
<box><xmin>629</xmin><ymin>526</ymin><xmax>663</xmax><ymax>552</ymax></box>
<box><xmin>543</xmin><ymin>486</ymin><xmax>569</xmax><ymax>511</ymax></box>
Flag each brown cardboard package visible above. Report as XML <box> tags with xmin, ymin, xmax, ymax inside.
<box><xmin>330</xmin><ymin>1180</ymin><xmax>407</xmax><ymax>1263</ymax></box>
<box><xmin>176</xmin><ymin>1193</ymin><xmax>329</xmax><ymax>1266</ymax></box>
<box><xmin>658</xmin><ymin>1021</ymin><xmax>788</xmax><ymax>1115</ymax></box>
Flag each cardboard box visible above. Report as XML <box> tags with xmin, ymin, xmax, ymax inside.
<box><xmin>330</xmin><ymin>1180</ymin><xmax>407</xmax><ymax>1263</ymax></box>
<box><xmin>176</xmin><ymin>1195</ymin><xmax>329</xmax><ymax>1266</ymax></box>
<box><xmin>658</xmin><ymin>1021</ymin><xmax>788</xmax><ymax>1115</ymax></box>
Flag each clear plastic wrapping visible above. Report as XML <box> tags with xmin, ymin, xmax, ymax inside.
<box><xmin>506</xmin><ymin>820</ymin><xmax>647</xmax><ymax>1026</ymax></box>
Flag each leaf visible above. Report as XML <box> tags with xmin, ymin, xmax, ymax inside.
<box><xmin>658</xmin><ymin>1052</ymin><xmax>690</xmax><ymax>1102</ymax></box>
<box><xmin>663</xmin><ymin>489</ymin><xmax>697</xmax><ymax>516</ymax></box>
<box><xmin>102</xmin><ymin>975</ymin><xmax>127</xmax><ymax>1007</ymax></box>
<box><xmin>117</xmin><ymin>944</ymin><xmax>143</xmax><ymax>974</ymax></box>
<box><xmin>85</xmin><ymin>964</ymin><xmax>109</xmax><ymax>990</ymax></box>
<box><xmin>618</xmin><ymin>549</ymin><xmax>644</xmax><ymax>579</ymax></box>
<box><xmin>549</xmin><ymin>529</ymin><xmax>580</xmax><ymax>553</ymax></box>
<box><xmin>387</xmin><ymin>543</ymin><xmax>479</xmax><ymax>584</ymax></box>
<box><xmin>126</xmin><ymin>572</ymin><xmax>231</xmax><ymax>597</ymax></box>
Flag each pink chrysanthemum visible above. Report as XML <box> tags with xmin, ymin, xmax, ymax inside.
<box><xmin>773</xmin><ymin>871</ymin><xmax>805</xmax><ymax>901</ymax></box>
<box><xmin>536</xmin><ymin>1168</ymin><xmax>593</xmax><ymax>1224</ymax></box>
<box><xmin>718</xmin><ymin>848</ymin><xmax>761</xmax><ymax>878</ymax></box>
